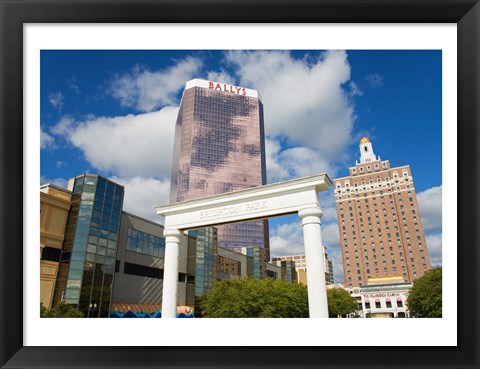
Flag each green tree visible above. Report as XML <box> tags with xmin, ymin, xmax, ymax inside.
<box><xmin>40</xmin><ymin>301</ymin><xmax>84</xmax><ymax>318</ymax></box>
<box><xmin>407</xmin><ymin>267</ymin><xmax>442</xmax><ymax>318</ymax></box>
<box><xmin>327</xmin><ymin>288</ymin><xmax>358</xmax><ymax>318</ymax></box>
<box><xmin>199</xmin><ymin>277</ymin><xmax>310</xmax><ymax>318</ymax></box>
<box><xmin>40</xmin><ymin>302</ymin><xmax>48</xmax><ymax>317</ymax></box>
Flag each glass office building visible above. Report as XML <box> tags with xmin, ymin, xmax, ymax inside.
<box><xmin>244</xmin><ymin>246</ymin><xmax>268</xmax><ymax>279</ymax></box>
<box><xmin>191</xmin><ymin>228</ymin><xmax>217</xmax><ymax>298</ymax></box>
<box><xmin>53</xmin><ymin>174</ymin><xmax>124</xmax><ymax>317</ymax></box>
<box><xmin>170</xmin><ymin>79</ymin><xmax>269</xmax><ymax>256</ymax></box>
<box><xmin>280</xmin><ymin>261</ymin><xmax>297</xmax><ymax>282</ymax></box>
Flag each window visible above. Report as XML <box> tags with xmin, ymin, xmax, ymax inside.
<box><xmin>386</xmin><ymin>300</ymin><xmax>392</xmax><ymax>308</ymax></box>
<box><xmin>41</xmin><ymin>247</ymin><xmax>61</xmax><ymax>262</ymax></box>
<box><xmin>375</xmin><ymin>301</ymin><xmax>381</xmax><ymax>309</ymax></box>
<box><xmin>127</xmin><ymin>228</ymin><xmax>165</xmax><ymax>258</ymax></box>
<box><xmin>396</xmin><ymin>299</ymin><xmax>403</xmax><ymax>308</ymax></box>
<box><xmin>124</xmin><ymin>262</ymin><xmax>164</xmax><ymax>279</ymax></box>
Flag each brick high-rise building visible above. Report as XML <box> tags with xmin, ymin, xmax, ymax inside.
<box><xmin>170</xmin><ymin>78</ymin><xmax>269</xmax><ymax>257</ymax></box>
<box><xmin>334</xmin><ymin>137</ymin><xmax>431</xmax><ymax>288</ymax></box>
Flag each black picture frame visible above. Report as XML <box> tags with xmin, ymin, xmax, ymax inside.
<box><xmin>1</xmin><ymin>1</ymin><xmax>479</xmax><ymax>368</ymax></box>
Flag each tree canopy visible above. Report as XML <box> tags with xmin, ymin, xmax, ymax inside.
<box><xmin>326</xmin><ymin>288</ymin><xmax>358</xmax><ymax>318</ymax></box>
<box><xmin>41</xmin><ymin>301</ymin><xmax>84</xmax><ymax>318</ymax></box>
<box><xmin>407</xmin><ymin>267</ymin><xmax>442</xmax><ymax>318</ymax></box>
<box><xmin>199</xmin><ymin>277</ymin><xmax>310</xmax><ymax>318</ymax></box>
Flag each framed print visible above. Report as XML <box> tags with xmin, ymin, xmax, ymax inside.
<box><xmin>1</xmin><ymin>0</ymin><xmax>479</xmax><ymax>368</ymax></box>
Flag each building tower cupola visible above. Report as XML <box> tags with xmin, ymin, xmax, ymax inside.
<box><xmin>359</xmin><ymin>137</ymin><xmax>378</xmax><ymax>163</ymax></box>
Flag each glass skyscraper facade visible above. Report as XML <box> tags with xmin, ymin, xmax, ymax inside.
<box><xmin>170</xmin><ymin>79</ymin><xmax>269</xmax><ymax>256</ymax></box>
<box><xmin>53</xmin><ymin>174</ymin><xmax>124</xmax><ymax>317</ymax></box>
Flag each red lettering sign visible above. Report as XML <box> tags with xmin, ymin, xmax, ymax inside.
<box><xmin>208</xmin><ymin>81</ymin><xmax>249</xmax><ymax>96</ymax></box>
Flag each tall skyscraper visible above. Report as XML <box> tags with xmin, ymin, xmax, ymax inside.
<box><xmin>334</xmin><ymin>137</ymin><xmax>431</xmax><ymax>288</ymax></box>
<box><xmin>170</xmin><ymin>78</ymin><xmax>269</xmax><ymax>256</ymax></box>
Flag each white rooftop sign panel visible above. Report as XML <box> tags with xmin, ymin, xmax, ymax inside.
<box><xmin>185</xmin><ymin>78</ymin><xmax>261</xmax><ymax>100</ymax></box>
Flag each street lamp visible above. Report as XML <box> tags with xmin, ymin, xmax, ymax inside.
<box><xmin>88</xmin><ymin>302</ymin><xmax>98</xmax><ymax>318</ymax></box>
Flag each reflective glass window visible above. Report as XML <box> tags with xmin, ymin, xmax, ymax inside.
<box><xmin>67</xmin><ymin>279</ymin><xmax>82</xmax><ymax>289</ymax></box>
<box><xmin>86</xmin><ymin>244</ymin><xmax>96</xmax><ymax>254</ymax></box>
<box><xmin>95</xmin><ymin>254</ymin><xmax>105</xmax><ymax>264</ymax></box>
<box><xmin>68</xmin><ymin>268</ymin><xmax>83</xmax><ymax>280</ymax></box>
<box><xmin>65</xmin><ymin>288</ymin><xmax>80</xmax><ymax>299</ymax></box>
<box><xmin>106</xmin><ymin>248</ymin><xmax>116</xmax><ymax>258</ymax></box>
<box><xmin>85</xmin><ymin>253</ymin><xmax>95</xmax><ymax>262</ymax></box>
<box><xmin>84</xmin><ymin>176</ymin><xmax>97</xmax><ymax>186</ymax></box>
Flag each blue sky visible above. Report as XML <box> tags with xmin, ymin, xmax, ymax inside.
<box><xmin>40</xmin><ymin>50</ymin><xmax>442</xmax><ymax>283</ymax></box>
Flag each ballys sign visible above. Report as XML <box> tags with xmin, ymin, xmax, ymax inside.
<box><xmin>209</xmin><ymin>81</ymin><xmax>247</xmax><ymax>95</ymax></box>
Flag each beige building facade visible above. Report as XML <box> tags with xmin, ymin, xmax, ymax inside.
<box><xmin>271</xmin><ymin>249</ymin><xmax>334</xmax><ymax>285</ymax></box>
<box><xmin>40</xmin><ymin>184</ymin><xmax>72</xmax><ymax>308</ymax></box>
<box><xmin>334</xmin><ymin>138</ymin><xmax>431</xmax><ymax>288</ymax></box>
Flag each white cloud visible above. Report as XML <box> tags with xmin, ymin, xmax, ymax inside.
<box><xmin>222</xmin><ymin>50</ymin><xmax>356</xmax><ymax>187</ymax></box>
<box><xmin>48</xmin><ymin>91</ymin><xmax>64</xmax><ymax>109</ymax></box>
<box><xmin>207</xmin><ymin>70</ymin><xmax>236</xmax><ymax>85</ymax></box>
<box><xmin>349</xmin><ymin>81</ymin><xmax>364</xmax><ymax>96</ymax></box>
<box><xmin>320</xmin><ymin>222</ymin><xmax>343</xmax><ymax>283</ymax></box>
<box><xmin>51</xmin><ymin>107</ymin><xmax>178</xmax><ymax>178</ymax></box>
<box><xmin>50</xmin><ymin>116</ymin><xmax>75</xmax><ymax>136</ymax></box>
<box><xmin>321</xmin><ymin>221</ymin><xmax>341</xmax><ymax>248</ymax></box>
<box><xmin>68</xmin><ymin>75</ymin><xmax>81</xmax><ymax>95</ymax></box>
<box><xmin>109</xmin><ymin>176</ymin><xmax>170</xmax><ymax>223</ymax></box>
<box><xmin>364</xmin><ymin>73</ymin><xmax>384</xmax><ymax>88</ymax></box>
<box><xmin>279</xmin><ymin>147</ymin><xmax>333</xmax><ymax>178</ymax></box>
<box><xmin>265</xmin><ymin>138</ymin><xmax>289</xmax><ymax>182</ymax></box>
<box><xmin>269</xmin><ymin>220</ymin><xmax>304</xmax><ymax>256</ymax></box>
<box><xmin>265</xmin><ymin>137</ymin><xmax>338</xmax><ymax>183</ymax></box>
<box><xmin>321</xmin><ymin>205</ymin><xmax>338</xmax><ymax>223</ymax></box>
<box><xmin>425</xmin><ymin>233</ymin><xmax>442</xmax><ymax>267</ymax></box>
<box><xmin>40</xmin><ymin>176</ymin><xmax>68</xmax><ymax>189</ymax></box>
<box><xmin>417</xmin><ymin>185</ymin><xmax>442</xmax><ymax>232</ymax></box>
<box><xmin>40</xmin><ymin>128</ymin><xmax>55</xmax><ymax>149</ymax></box>
<box><xmin>226</xmin><ymin>50</ymin><xmax>355</xmax><ymax>162</ymax></box>
<box><xmin>108</xmin><ymin>56</ymin><xmax>203</xmax><ymax>112</ymax></box>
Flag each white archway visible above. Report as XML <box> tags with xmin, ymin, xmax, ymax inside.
<box><xmin>155</xmin><ymin>173</ymin><xmax>331</xmax><ymax>318</ymax></box>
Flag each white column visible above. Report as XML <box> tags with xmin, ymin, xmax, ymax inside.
<box><xmin>161</xmin><ymin>228</ymin><xmax>182</xmax><ymax>318</ymax></box>
<box><xmin>299</xmin><ymin>207</ymin><xmax>329</xmax><ymax>318</ymax></box>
